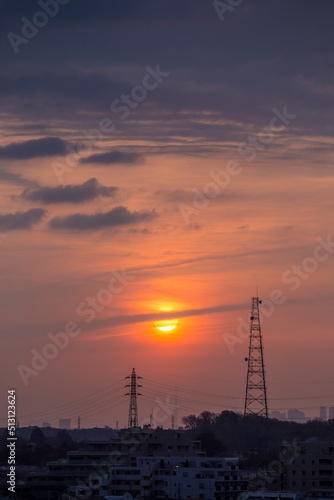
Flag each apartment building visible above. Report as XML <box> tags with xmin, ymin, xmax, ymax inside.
<box><xmin>280</xmin><ymin>439</ymin><xmax>334</xmax><ymax>497</ymax></box>
<box><xmin>108</xmin><ymin>455</ymin><xmax>247</xmax><ymax>499</ymax></box>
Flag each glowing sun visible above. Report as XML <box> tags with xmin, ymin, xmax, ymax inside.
<box><xmin>154</xmin><ymin>307</ymin><xmax>179</xmax><ymax>332</ymax></box>
<box><xmin>155</xmin><ymin>319</ymin><xmax>179</xmax><ymax>332</ymax></box>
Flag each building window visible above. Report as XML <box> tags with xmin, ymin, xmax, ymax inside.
<box><xmin>319</xmin><ymin>481</ymin><xmax>333</xmax><ymax>487</ymax></box>
<box><xmin>319</xmin><ymin>459</ymin><xmax>333</xmax><ymax>465</ymax></box>
<box><xmin>319</xmin><ymin>470</ymin><xmax>333</xmax><ymax>476</ymax></box>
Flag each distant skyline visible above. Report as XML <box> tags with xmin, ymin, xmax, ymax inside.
<box><xmin>1</xmin><ymin>0</ymin><xmax>334</xmax><ymax>427</ymax></box>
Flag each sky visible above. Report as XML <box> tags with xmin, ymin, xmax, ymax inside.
<box><xmin>1</xmin><ymin>0</ymin><xmax>334</xmax><ymax>429</ymax></box>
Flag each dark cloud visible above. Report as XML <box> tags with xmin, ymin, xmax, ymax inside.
<box><xmin>0</xmin><ymin>208</ymin><xmax>47</xmax><ymax>231</ymax></box>
<box><xmin>0</xmin><ymin>1</ymin><xmax>332</xmax><ymax>143</ymax></box>
<box><xmin>80</xmin><ymin>151</ymin><xmax>143</xmax><ymax>165</ymax></box>
<box><xmin>0</xmin><ymin>1</ymin><xmax>333</xmax><ymax>157</ymax></box>
<box><xmin>0</xmin><ymin>137</ymin><xmax>68</xmax><ymax>160</ymax></box>
<box><xmin>19</xmin><ymin>178</ymin><xmax>118</xmax><ymax>204</ymax></box>
<box><xmin>0</xmin><ymin>72</ymin><xmax>126</xmax><ymax>117</ymax></box>
<box><xmin>86</xmin><ymin>301</ymin><xmax>250</xmax><ymax>332</ymax></box>
<box><xmin>2</xmin><ymin>1</ymin><xmax>334</xmax><ymax>63</ymax></box>
<box><xmin>0</xmin><ymin>1</ymin><xmax>205</xmax><ymax>27</ymax></box>
<box><xmin>49</xmin><ymin>206</ymin><xmax>158</xmax><ymax>231</ymax></box>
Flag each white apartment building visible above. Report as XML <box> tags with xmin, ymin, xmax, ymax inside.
<box><xmin>108</xmin><ymin>455</ymin><xmax>247</xmax><ymax>499</ymax></box>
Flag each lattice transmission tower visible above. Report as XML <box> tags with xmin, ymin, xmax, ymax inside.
<box><xmin>244</xmin><ymin>297</ymin><xmax>268</xmax><ymax>418</ymax></box>
<box><xmin>125</xmin><ymin>368</ymin><xmax>142</xmax><ymax>428</ymax></box>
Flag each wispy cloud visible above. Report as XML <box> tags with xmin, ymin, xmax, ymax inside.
<box><xmin>82</xmin><ymin>302</ymin><xmax>250</xmax><ymax>339</ymax></box>
<box><xmin>0</xmin><ymin>137</ymin><xmax>68</xmax><ymax>160</ymax></box>
<box><xmin>80</xmin><ymin>150</ymin><xmax>144</xmax><ymax>165</ymax></box>
<box><xmin>18</xmin><ymin>178</ymin><xmax>118</xmax><ymax>204</ymax></box>
<box><xmin>0</xmin><ymin>208</ymin><xmax>47</xmax><ymax>230</ymax></box>
<box><xmin>49</xmin><ymin>206</ymin><xmax>157</xmax><ymax>230</ymax></box>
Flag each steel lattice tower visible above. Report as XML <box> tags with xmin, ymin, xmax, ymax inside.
<box><xmin>244</xmin><ymin>297</ymin><xmax>268</xmax><ymax>418</ymax></box>
<box><xmin>125</xmin><ymin>368</ymin><xmax>142</xmax><ymax>428</ymax></box>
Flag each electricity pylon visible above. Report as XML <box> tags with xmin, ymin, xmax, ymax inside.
<box><xmin>244</xmin><ymin>297</ymin><xmax>268</xmax><ymax>418</ymax></box>
<box><xmin>125</xmin><ymin>368</ymin><xmax>142</xmax><ymax>428</ymax></box>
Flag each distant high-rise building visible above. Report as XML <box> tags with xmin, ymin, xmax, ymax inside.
<box><xmin>287</xmin><ymin>409</ymin><xmax>306</xmax><ymax>423</ymax></box>
<box><xmin>320</xmin><ymin>406</ymin><xmax>327</xmax><ymax>421</ymax></box>
<box><xmin>42</xmin><ymin>422</ymin><xmax>51</xmax><ymax>428</ymax></box>
<box><xmin>329</xmin><ymin>407</ymin><xmax>334</xmax><ymax>420</ymax></box>
<box><xmin>59</xmin><ymin>418</ymin><xmax>71</xmax><ymax>429</ymax></box>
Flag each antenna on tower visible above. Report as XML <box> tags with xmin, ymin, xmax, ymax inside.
<box><xmin>244</xmin><ymin>296</ymin><xmax>268</xmax><ymax>418</ymax></box>
<box><xmin>125</xmin><ymin>368</ymin><xmax>142</xmax><ymax>428</ymax></box>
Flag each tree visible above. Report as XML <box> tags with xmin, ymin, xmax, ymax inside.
<box><xmin>182</xmin><ymin>414</ymin><xmax>198</xmax><ymax>430</ymax></box>
<box><xmin>30</xmin><ymin>427</ymin><xmax>45</xmax><ymax>445</ymax></box>
<box><xmin>198</xmin><ymin>411</ymin><xmax>217</xmax><ymax>427</ymax></box>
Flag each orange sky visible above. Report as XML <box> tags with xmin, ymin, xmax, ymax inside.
<box><xmin>1</xmin><ymin>146</ymin><xmax>334</xmax><ymax>427</ymax></box>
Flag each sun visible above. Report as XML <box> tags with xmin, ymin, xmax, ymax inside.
<box><xmin>154</xmin><ymin>306</ymin><xmax>179</xmax><ymax>333</ymax></box>
<box><xmin>155</xmin><ymin>319</ymin><xmax>179</xmax><ymax>332</ymax></box>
